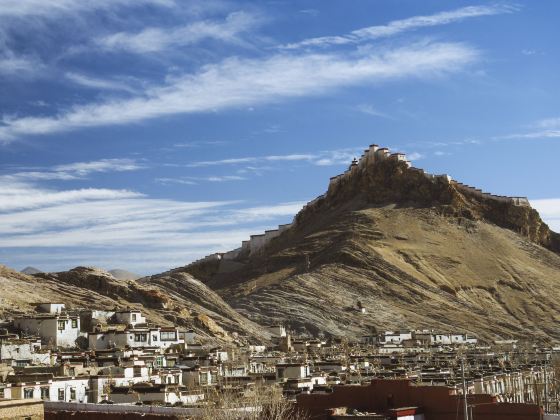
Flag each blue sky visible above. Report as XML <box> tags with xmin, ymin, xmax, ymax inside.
<box><xmin>0</xmin><ymin>0</ymin><xmax>559</xmax><ymax>274</ymax></box>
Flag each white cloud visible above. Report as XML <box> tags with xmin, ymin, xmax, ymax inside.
<box><xmin>280</xmin><ymin>4</ymin><xmax>517</xmax><ymax>49</ymax></box>
<box><xmin>186</xmin><ymin>148</ymin><xmax>364</xmax><ymax>168</ymax></box>
<box><xmin>499</xmin><ymin>131</ymin><xmax>560</xmax><ymax>140</ymax></box>
<box><xmin>521</xmin><ymin>49</ymin><xmax>537</xmax><ymax>56</ymax></box>
<box><xmin>96</xmin><ymin>11</ymin><xmax>259</xmax><ymax>53</ymax></box>
<box><xmin>0</xmin><ymin>183</ymin><xmax>142</xmax><ymax>212</ymax></box>
<box><xmin>536</xmin><ymin>117</ymin><xmax>560</xmax><ymax>129</ymax></box>
<box><xmin>1</xmin><ymin>158</ymin><xmax>145</xmax><ymax>183</ymax></box>
<box><xmin>407</xmin><ymin>152</ymin><xmax>424</xmax><ymax>161</ymax></box>
<box><xmin>530</xmin><ymin>199</ymin><xmax>560</xmax><ymax>232</ymax></box>
<box><xmin>0</xmin><ymin>0</ymin><xmax>174</xmax><ymax>18</ymax></box>
<box><xmin>235</xmin><ymin>202</ymin><xmax>304</xmax><ymax>218</ymax></box>
<box><xmin>356</xmin><ymin>104</ymin><xmax>390</xmax><ymax>119</ymax></box>
<box><xmin>0</xmin><ymin>52</ymin><xmax>43</xmax><ymax>77</ymax></box>
<box><xmin>496</xmin><ymin>117</ymin><xmax>560</xmax><ymax>140</ymax></box>
<box><xmin>0</xmin><ymin>41</ymin><xmax>478</xmax><ymax>142</ymax></box>
<box><xmin>0</xmin><ymin>177</ymin><xmax>304</xmax><ymax>272</ymax></box>
<box><xmin>65</xmin><ymin>73</ymin><xmax>137</xmax><ymax>93</ymax></box>
<box><xmin>156</xmin><ymin>175</ymin><xmax>246</xmax><ymax>185</ymax></box>
<box><xmin>54</xmin><ymin>158</ymin><xmax>144</xmax><ymax>175</ymax></box>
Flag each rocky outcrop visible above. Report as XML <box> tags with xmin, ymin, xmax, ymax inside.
<box><xmin>294</xmin><ymin>156</ymin><xmax>559</xmax><ymax>254</ymax></box>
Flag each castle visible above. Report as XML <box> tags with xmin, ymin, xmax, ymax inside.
<box><xmin>189</xmin><ymin>144</ymin><xmax>530</xmax><ymax>266</ymax></box>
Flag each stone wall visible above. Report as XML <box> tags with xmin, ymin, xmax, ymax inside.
<box><xmin>0</xmin><ymin>399</ymin><xmax>44</xmax><ymax>420</ymax></box>
<box><xmin>454</xmin><ymin>181</ymin><xmax>530</xmax><ymax>207</ymax></box>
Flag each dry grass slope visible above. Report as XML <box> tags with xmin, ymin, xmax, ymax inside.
<box><xmin>0</xmin><ymin>265</ymin><xmax>268</xmax><ymax>343</ymax></box>
<box><xmin>179</xmin><ymin>158</ymin><xmax>560</xmax><ymax>342</ymax></box>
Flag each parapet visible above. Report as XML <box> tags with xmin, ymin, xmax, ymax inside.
<box><xmin>453</xmin><ymin>182</ymin><xmax>531</xmax><ymax>207</ymax></box>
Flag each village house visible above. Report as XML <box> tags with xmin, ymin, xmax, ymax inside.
<box><xmin>276</xmin><ymin>362</ymin><xmax>310</xmax><ymax>381</ymax></box>
<box><xmin>35</xmin><ymin>303</ymin><xmax>66</xmax><ymax>315</ymax></box>
<box><xmin>13</xmin><ymin>312</ymin><xmax>81</xmax><ymax>349</ymax></box>
<box><xmin>181</xmin><ymin>365</ymin><xmax>219</xmax><ymax>388</ymax></box>
<box><xmin>0</xmin><ymin>334</ymin><xmax>46</xmax><ymax>367</ymax></box>
<box><xmin>108</xmin><ymin>382</ymin><xmax>204</xmax><ymax>405</ymax></box>
<box><xmin>113</xmin><ymin>309</ymin><xmax>147</xmax><ymax>327</ymax></box>
<box><xmin>8</xmin><ymin>373</ymin><xmax>89</xmax><ymax>403</ymax></box>
<box><xmin>381</xmin><ymin>331</ymin><xmax>413</xmax><ymax>345</ymax></box>
<box><xmin>88</xmin><ymin>325</ymin><xmax>183</xmax><ymax>350</ymax></box>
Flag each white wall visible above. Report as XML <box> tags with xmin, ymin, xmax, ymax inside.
<box><xmin>14</xmin><ymin>316</ymin><xmax>79</xmax><ymax>348</ymax></box>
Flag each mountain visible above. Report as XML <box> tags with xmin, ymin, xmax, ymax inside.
<box><xmin>178</xmin><ymin>145</ymin><xmax>560</xmax><ymax>342</ymax></box>
<box><xmin>108</xmin><ymin>268</ymin><xmax>141</xmax><ymax>281</ymax></box>
<box><xmin>0</xmin><ymin>265</ymin><xmax>268</xmax><ymax>343</ymax></box>
<box><xmin>20</xmin><ymin>266</ymin><xmax>43</xmax><ymax>275</ymax></box>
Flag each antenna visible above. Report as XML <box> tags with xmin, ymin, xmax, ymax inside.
<box><xmin>461</xmin><ymin>358</ymin><xmax>469</xmax><ymax>420</ymax></box>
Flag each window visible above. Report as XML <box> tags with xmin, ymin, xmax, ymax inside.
<box><xmin>152</xmin><ymin>334</ymin><xmax>158</xmax><ymax>342</ymax></box>
<box><xmin>16</xmin><ymin>360</ymin><xmax>27</xmax><ymax>367</ymax></box>
<box><xmin>134</xmin><ymin>333</ymin><xmax>147</xmax><ymax>342</ymax></box>
<box><xmin>58</xmin><ymin>389</ymin><xmax>64</xmax><ymax>401</ymax></box>
<box><xmin>160</xmin><ymin>331</ymin><xmax>177</xmax><ymax>341</ymax></box>
<box><xmin>41</xmin><ymin>387</ymin><xmax>50</xmax><ymax>400</ymax></box>
<box><xmin>71</xmin><ymin>319</ymin><xmax>77</xmax><ymax>328</ymax></box>
<box><xmin>154</xmin><ymin>357</ymin><xmax>163</xmax><ymax>368</ymax></box>
<box><xmin>24</xmin><ymin>388</ymin><xmax>34</xmax><ymax>399</ymax></box>
<box><xmin>58</xmin><ymin>320</ymin><xmax>66</xmax><ymax>330</ymax></box>
<box><xmin>70</xmin><ymin>388</ymin><xmax>76</xmax><ymax>401</ymax></box>
<box><xmin>132</xmin><ymin>313</ymin><xmax>137</xmax><ymax>322</ymax></box>
<box><xmin>0</xmin><ymin>388</ymin><xmax>4</xmax><ymax>399</ymax></box>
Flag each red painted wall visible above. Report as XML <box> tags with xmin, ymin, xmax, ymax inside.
<box><xmin>296</xmin><ymin>379</ymin><xmax>543</xmax><ymax>420</ymax></box>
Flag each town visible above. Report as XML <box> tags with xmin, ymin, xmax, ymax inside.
<box><xmin>0</xmin><ymin>302</ymin><xmax>559</xmax><ymax>419</ymax></box>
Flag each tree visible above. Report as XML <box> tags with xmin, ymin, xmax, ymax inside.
<box><xmin>195</xmin><ymin>385</ymin><xmax>309</xmax><ymax>420</ymax></box>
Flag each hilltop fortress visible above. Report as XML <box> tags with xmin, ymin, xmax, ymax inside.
<box><xmin>189</xmin><ymin>144</ymin><xmax>531</xmax><ymax>266</ymax></box>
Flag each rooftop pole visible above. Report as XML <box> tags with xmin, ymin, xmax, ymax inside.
<box><xmin>461</xmin><ymin>358</ymin><xmax>469</xmax><ymax>420</ymax></box>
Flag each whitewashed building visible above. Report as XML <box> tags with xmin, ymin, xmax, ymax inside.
<box><xmin>113</xmin><ymin>310</ymin><xmax>147</xmax><ymax>327</ymax></box>
<box><xmin>88</xmin><ymin>326</ymin><xmax>183</xmax><ymax>350</ymax></box>
<box><xmin>14</xmin><ymin>314</ymin><xmax>81</xmax><ymax>348</ymax></box>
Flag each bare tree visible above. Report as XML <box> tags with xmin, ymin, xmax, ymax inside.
<box><xmin>194</xmin><ymin>385</ymin><xmax>309</xmax><ymax>420</ymax></box>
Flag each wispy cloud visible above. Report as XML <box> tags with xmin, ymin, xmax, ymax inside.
<box><xmin>280</xmin><ymin>4</ymin><xmax>518</xmax><ymax>50</ymax></box>
<box><xmin>495</xmin><ymin>117</ymin><xmax>560</xmax><ymax>140</ymax></box>
<box><xmin>186</xmin><ymin>148</ymin><xmax>364</xmax><ymax>168</ymax></box>
<box><xmin>156</xmin><ymin>175</ymin><xmax>246</xmax><ymax>185</ymax></box>
<box><xmin>0</xmin><ymin>183</ymin><xmax>142</xmax><ymax>212</ymax></box>
<box><xmin>531</xmin><ymin>199</ymin><xmax>560</xmax><ymax>232</ymax></box>
<box><xmin>356</xmin><ymin>104</ymin><xmax>390</xmax><ymax>119</ymax></box>
<box><xmin>0</xmin><ymin>176</ymin><xmax>303</xmax><ymax>272</ymax></box>
<box><xmin>0</xmin><ymin>41</ymin><xmax>478</xmax><ymax>142</ymax></box>
<box><xmin>1</xmin><ymin>158</ymin><xmax>145</xmax><ymax>183</ymax></box>
<box><xmin>0</xmin><ymin>0</ymin><xmax>174</xmax><ymax>19</ymax></box>
<box><xmin>171</xmin><ymin>140</ymin><xmax>227</xmax><ymax>148</ymax></box>
<box><xmin>65</xmin><ymin>73</ymin><xmax>138</xmax><ymax>93</ymax></box>
<box><xmin>407</xmin><ymin>152</ymin><xmax>424</xmax><ymax>161</ymax></box>
<box><xmin>0</xmin><ymin>52</ymin><xmax>44</xmax><ymax>77</ymax></box>
<box><xmin>96</xmin><ymin>11</ymin><xmax>259</xmax><ymax>54</ymax></box>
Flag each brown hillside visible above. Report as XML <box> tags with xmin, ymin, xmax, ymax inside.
<box><xmin>179</xmin><ymin>151</ymin><xmax>560</xmax><ymax>342</ymax></box>
<box><xmin>0</xmin><ymin>265</ymin><xmax>268</xmax><ymax>343</ymax></box>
